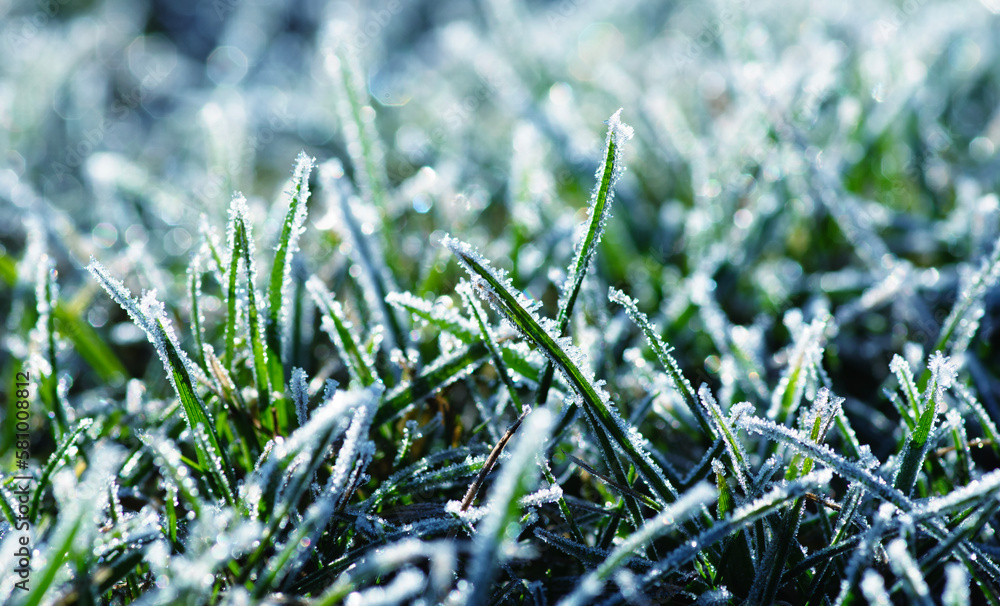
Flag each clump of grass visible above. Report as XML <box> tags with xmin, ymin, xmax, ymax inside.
<box><xmin>4</xmin><ymin>5</ymin><xmax>1000</xmax><ymax>603</ymax></box>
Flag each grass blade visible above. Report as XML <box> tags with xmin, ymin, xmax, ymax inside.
<box><xmin>88</xmin><ymin>260</ymin><xmax>236</xmax><ymax>503</ymax></box>
<box><xmin>444</xmin><ymin>235</ymin><xmax>678</xmax><ymax>506</ymax></box>
<box><xmin>610</xmin><ymin>287</ymin><xmax>713</xmax><ymax>437</ymax></box>
<box><xmin>535</xmin><ymin>109</ymin><xmax>633</xmax><ymax>407</ymax></box>
<box><xmin>229</xmin><ymin>194</ymin><xmax>274</xmax><ymax>420</ymax></box>
<box><xmin>265</xmin><ymin>152</ymin><xmax>314</xmax><ymax>403</ymax></box>
<box><xmin>465</xmin><ymin>407</ymin><xmax>554</xmax><ymax>606</ymax></box>
<box><xmin>556</xmin><ymin>482</ymin><xmax>716</xmax><ymax>606</ymax></box>
<box><xmin>306</xmin><ymin>275</ymin><xmax>378</xmax><ymax>388</ymax></box>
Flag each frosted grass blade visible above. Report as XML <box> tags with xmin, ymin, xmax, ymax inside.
<box><xmin>609</xmin><ymin>287</ymin><xmax>712</xmax><ymax>437</ymax></box>
<box><xmin>265</xmin><ymin>152</ymin><xmax>314</xmax><ymax>398</ymax></box>
<box><xmin>465</xmin><ymin>407</ymin><xmax>554</xmax><ymax>606</ymax></box>
<box><xmin>88</xmin><ymin>260</ymin><xmax>236</xmax><ymax>500</ymax></box>
<box><xmin>894</xmin><ymin>352</ymin><xmax>955</xmax><ymax>496</ymax></box>
<box><xmin>306</xmin><ymin>275</ymin><xmax>378</xmax><ymax>387</ymax></box>
<box><xmin>886</xmin><ymin>538</ymin><xmax>933</xmax><ymax>606</ymax></box>
<box><xmin>255</xmin><ymin>386</ymin><xmax>380</xmax><ymax>596</ymax></box>
<box><xmin>28</xmin><ymin>418</ymin><xmax>94</xmax><ymax>523</ymax></box>
<box><xmin>387</xmin><ymin>290</ymin><xmax>479</xmax><ymax>344</ymax></box>
<box><xmin>444</xmin><ymin>235</ymin><xmax>678</xmax><ymax>506</ymax></box>
<box><xmin>33</xmin><ymin>255</ymin><xmax>68</xmax><ymax>437</ymax></box>
<box><xmin>187</xmin><ymin>245</ymin><xmax>208</xmax><ymax>371</ymax></box>
<box><xmin>768</xmin><ymin>312</ymin><xmax>830</xmax><ymax>424</ymax></box>
<box><xmin>330</xmin><ymin>47</ymin><xmax>388</xmax><ymax>212</ymax></box>
<box><xmin>556</xmin><ymin>482</ymin><xmax>715</xmax><ymax>606</ymax></box>
<box><xmin>229</xmin><ymin>194</ymin><xmax>273</xmax><ymax>416</ymax></box>
<box><xmin>931</xmin><ymin>233</ymin><xmax>1000</xmax><ymax>367</ymax></box>
<box><xmin>535</xmin><ymin>110</ymin><xmax>633</xmax><ymax>408</ymax></box>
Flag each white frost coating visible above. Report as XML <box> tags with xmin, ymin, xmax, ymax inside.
<box><xmin>768</xmin><ymin>313</ymin><xmax>830</xmax><ymax>421</ymax></box>
<box><xmin>915</xmin><ymin>468</ymin><xmax>1000</xmax><ymax>518</ymax></box>
<box><xmin>558</xmin><ymin>109</ymin><xmax>634</xmax><ymax>320</ymax></box>
<box><xmin>387</xmin><ymin>290</ymin><xmax>479</xmax><ymax>341</ymax></box>
<box><xmin>344</xmin><ymin>568</ymin><xmax>426</xmax><ymax>606</ymax></box>
<box><xmin>927</xmin><ymin>351</ymin><xmax>958</xmax><ymax>393</ymax></box>
<box><xmin>273</xmin><ymin>151</ymin><xmax>315</xmax><ymax>353</ymax></box>
<box><xmin>556</xmin><ymin>482</ymin><xmax>715</xmax><ymax>606</ymax></box>
<box><xmin>859</xmin><ymin>569</ymin><xmax>891</xmax><ymax>605</ymax></box>
<box><xmin>290</xmin><ymin>367</ymin><xmax>310</xmax><ymax>427</ymax></box>
<box><xmin>886</xmin><ymin>538</ymin><xmax>931</xmax><ymax>601</ymax></box>
<box><xmin>943</xmin><ymin>562</ymin><xmax>971</xmax><ymax>606</ymax></box>
<box><xmin>446</xmin><ymin>499</ymin><xmax>490</xmax><ymax>523</ymax></box>
<box><xmin>739</xmin><ymin>414</ymin><xmax>913</xmax><ymax>509</ymax></box>
<box><xmin>468</xmin><ymin>408</ymin><xmax>554</xmax><ymax>602</ymax></box>
<box><xmin>938</xmin><ymin>232</ymin><xmax>1000</xmax><ymax>358</ymax></box>
<box><xmin>88</xmin><ymin>260</ymin><xmax>215</xmax><ymax>430</ymax></box>
<box><xmin>519</xmin><ymin>484</ymin><xmax>564</xmax><ymax>508</ymax></box>
<box><xmin>700</xmin><ymin>385</ymin><xmax>750</xmax><ymax>495</ymax></box>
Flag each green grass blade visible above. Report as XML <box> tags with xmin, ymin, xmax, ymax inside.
<box><xmin>34</xmin><ymin>256</ymin><xmax>69</xmax><ymax>437</ymax></box>
<box><xmin>465</xmin><ymin>407</ymin><xmax>554</xmax><ymax>606</ymax></box>
<box><xmin>87</xmin><ymin>260</ymin><xmax>235</xmax><ymax>502</ymax></box>
<box><xmin>265</xmin><ymin>152</ymin><xmax>314</xmax><ymax>401</ymax></box>
<box><xmin>894</xmin><ymin>352</ymin><xmax>954</xmax><ymax>496</ymax></box>
<box><xmin>609</xmin><ymin>287</ymin><xmax>712</xmax><ymax>437</ymax></box>
<box><xmin>535</xmin><ymin>109</ymin><xmax>633</xmax><ymax>408</ymax></box>
<box><xmin>387</xmin><ymin>290</ymin><xmax>479</xmax><ymax>343</ymax></box>
<box><xmin>306</xmin><ymin>275</ymin><xmax>378</xmax><ymax>388</ymax></box>
<box><xmin>375</xmin><ymin>342</ymin><xmax>490</xmax><ymax>427</ymax></box>
<box><xmin>28</xmin><ymin>418</ymin><xmax>94</xmax><ymax>523</ymax></box>
<box><xmin>230</xmin><ymin>195</ymin><xmax>273</xmax><ymax>418</ymax></box>
<box><xmin>557</xmin><ymin>482</ymin><xmax>716</xmax><ymax>606</ymax></box>
<box><xmin>444</xmin><ymin>235</ymin><xmax>678</xmax><ymax>505</ymax></box>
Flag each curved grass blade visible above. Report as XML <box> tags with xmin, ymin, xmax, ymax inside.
<box><xmin>535</xmin><ymin>109</ymin><xmax>633</xmax><ymax>408</ymax></box>
<box><xmin>609</xmin><ymin>287</ymin><xmax>712</xmax><ymax>437</ymax></box>
<box><xmin>306</xmin><ymin>275</ymin><xmax>378</xmax><ymax>388</ymax></box>
<box><xmin>28</xmin><ymin>418</ymin><xmax>94</xmax><ymax>523</ymax></box>
<box><xmin>387</xmin><ymin>290</ymin><xmax>479</xmax><ymax>344</ymax></box>
<box><xmin>88</xmin><ymin>260</ymin><xmax>235</xmax><ymax>501</ymax></box>
<box><xmin>265</xmin><ymin>152</ymin><xmax>314</xmax><ymax>400</ymax></box>
<box><xmin>229</xmin><ymin>194</ymin><xmax>273</xmax><ymax>418</ymax></box>
<box><xmin>34</xmin><ymin>255</ymin><xmax>68</xmax><ymax>437</ymax></box>
<box><xmin>444</xmin><ymin>235</ymin><xmax>678</xmax><ymax>506</ymax></box>
<box><xmin>556</xmin><ymin>482</ymin><xmax>716</xmax><ymax>606</ymax></box>
<box><xmin>465</xmin><ymin>407</ymin><xmax>554</xmax><ymax>606</ymax></box>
